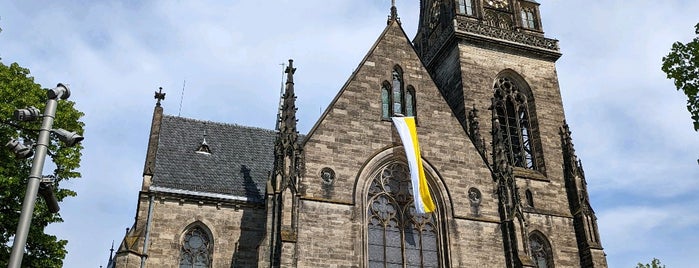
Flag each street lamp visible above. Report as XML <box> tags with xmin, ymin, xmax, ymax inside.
<box><xmin>5</xmin><ymin>83</ymin><xmax>83</xmax><ymax>268</ymax></box>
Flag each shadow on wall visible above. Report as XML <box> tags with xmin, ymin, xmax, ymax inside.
<box><xmin>231</xmin><ymin>164</ymin><xmax>265</xmax><ymax>266</ymax></box>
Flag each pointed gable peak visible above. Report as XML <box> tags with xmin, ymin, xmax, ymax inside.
<box><xmin>387</xmin><ymin>0</ymin><xmax>401</xmax><ymax>25</ymax></box>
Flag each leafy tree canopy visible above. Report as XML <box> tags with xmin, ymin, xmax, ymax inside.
<box><xmin>0</xmin><ymin>61</ymin><xmax>85</xmax><ymax>267</ymax></box>
<box><xmin>636</xmin><ymin>258</ymin><xmax>666</xmax><ymax>268</ymax></box>
<box><xmin>661</xmin><ymin>22</ymin><xmax>699</xmax><ymax>131</ymax></box>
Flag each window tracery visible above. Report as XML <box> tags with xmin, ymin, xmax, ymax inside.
<box><xmin>179</xmin><ymin>225</ymin><xmax>212</xmax><ymax>268</ymax></box>
<box><xmin>493</xmin><ymin>76</ymin><xmax>538</xmax><ymax>170</ymax></box>
<box><xmin>367</xmin><ymin>163</ymin><xmax>440</xmax><ymax>267</ymax></box>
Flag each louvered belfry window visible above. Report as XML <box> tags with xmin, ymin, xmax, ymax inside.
<box><xmin>493</xmin><ymin>77</ymin><xmax>537</xmax><ymax>169</ymax></box>
<box><xmin>367</xmin><ymin>163</ymin><xmax>440</xmax><ymax>267</ymax></box>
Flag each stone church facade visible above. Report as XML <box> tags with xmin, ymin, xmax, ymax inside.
<box><xmin>110</xmin><ymin>1</ymin><xmax>607</xmax><ymax>267</ymax></box>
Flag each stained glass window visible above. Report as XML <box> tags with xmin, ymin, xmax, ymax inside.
<box><xmin>382</xmin><ymin>82</ymin><xmax>391</xmax><ymax>119</ymax></box>
<box><xmin>179</xmin><ymin>226</ymin><xmax>212</xmax><ymax>268</ymax></box>
<box><xmin>406</xmin><ymin>86</ymin><xmax>416</xmax><ymax>117</ymax></box>
<box><xmin>530</xmin><ymin>233</ymin><xmax>553</xmax><ymax>268</ymax></box>
<box><xmin>367</xmin><ymin>163</ymin><xmax>440</xmax><ymax>267</ymax></box>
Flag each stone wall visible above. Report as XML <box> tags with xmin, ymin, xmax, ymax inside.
<box><xmin>136</xmin><ymin>194</ymin><xmax>265</xmax><ymax>268</ymax></box>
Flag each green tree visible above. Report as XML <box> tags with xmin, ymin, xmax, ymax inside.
<box><xmin>661</xmin><ymin>22</ymin><xmax>699</xmax><ymax>131</ymax></box>
<box><xmin>636</xmin><ymin>258</ymin><xmax>666</xmax><ymax>268</ymax></box>
<box><xmin>0</xmin><ymin>61</ymin><xmax>85</xmax><ymax>267</ymax></box>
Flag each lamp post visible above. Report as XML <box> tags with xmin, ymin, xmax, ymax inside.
<box><xmin>6</xmin><ymin>83</ymin><xmax>83</xmax><ymax>268</ymax></box>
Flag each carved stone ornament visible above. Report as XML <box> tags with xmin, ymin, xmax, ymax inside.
<box><xmin>456</xmin><ymin>19</ymin><xmax>559</xmax><ymax>51</ymax></box>
<box><xmin>320</xmin><ymin>167</ymin><xmax>335</xmax><ymax>185</ymax></box>
<box><xmin>486</xmin><ymin>0</ymin><xmax>509</xmax><ymax>9</ymax></box>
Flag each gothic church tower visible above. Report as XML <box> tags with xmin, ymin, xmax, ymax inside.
<box><xmin>414</xmin><ymin>1</ymin><xmax>607</xmax><ymax>267</ymax></box>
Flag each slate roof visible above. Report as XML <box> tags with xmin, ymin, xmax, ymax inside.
<box><xmin>151</xmin><ymin>115</ymin><xmax>276</xmax><ymax>203</ymax></box>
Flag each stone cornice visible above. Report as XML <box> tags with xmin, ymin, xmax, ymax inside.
<box><xmin>455</xmin><ymin>18</ymin><xmax>561</xmax><ymax>60</ymax></box>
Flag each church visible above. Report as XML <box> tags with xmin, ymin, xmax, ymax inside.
<box><xmin>110</xmin><ymin>1</ymin><xmax>607</xmax><ymax>267</ymax></box>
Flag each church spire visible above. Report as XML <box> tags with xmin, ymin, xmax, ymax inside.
<box><xmin>106</xmin><ymin>241</ymin><xmax>115</xmax><ymax>268</ymax></box>
<box><xmin>280</xmin><ymin>59</ymin><xmax>298</xmax><ymax>137</ymax></box>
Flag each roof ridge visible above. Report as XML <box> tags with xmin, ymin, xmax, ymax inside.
<box><xmin>162</xmin><ymin>114</ymin><xmax>276</xmax><ymax>133</ymax></box>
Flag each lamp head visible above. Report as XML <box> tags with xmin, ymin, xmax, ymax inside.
<box><xmin>14</xmin><ymin>106</ymin><xmax>41</xmax><ymax>121</ymax></box>
<box><xmin>47</xmin><ymin>83</ymin><xmax>71</xmax><ymax>100</ymax></box>
<box><xmin>51</xmin><ymin>128</ymin><xmax>84</xmax><ymax>147</ymax></box>
<box><xmin>38</xmin><ymin>181</ymin><xmax>60</xmax><ymax>213</ymax></box>
<box><xmin>5</xmin><ymin>139</ymin><xmax>33</xmax><ymax>159</ymax></box>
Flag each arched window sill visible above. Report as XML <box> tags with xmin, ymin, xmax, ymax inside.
<box><xmin>513</xmin><ymin>167</ymin><xmax>548</xmax><ymax>182</ymax></box>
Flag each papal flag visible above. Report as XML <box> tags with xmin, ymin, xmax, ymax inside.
<box><xmin>391</xmin><ymin>116</ymin><xmax>436</xmax><ymax>214</ymax></box>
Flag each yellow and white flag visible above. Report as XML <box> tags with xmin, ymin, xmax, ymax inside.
<box><xmin>391</xmin><ymin>117</ymin><xmax>436</xmax><ymax>214</ymax></box>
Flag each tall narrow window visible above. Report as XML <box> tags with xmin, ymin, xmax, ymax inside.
<box><xmin>525</xmin><ymin>189</ymin><xmax>534</xmax><ymax>207</ymax></box>
<box><xmin>382</xmin><ymin>67</ymin><xmax>416</xmax><ymax>119</ymax></box>
<box><xmin>529</xmin><ymin>232</ymin><xmax>553</xmax><ymax>268</ymax></box>
<box><xmin>458</xmin><ymin>0</ymin><xmax>474</xmax><ymax>16</ymax></box>
<box><xmin>406</xmin><ymin>86</ymin><xmax>416</xmax><ymax>117</ymax></box>
<box><xmin>382</xmin><ymin>82</ymin><xmax>391</xmax><ymax>119</ymax></box>
<box><xmin>367</xmin><ymin>163</ymin><xmax>441</xmax><ymax>267</ymax></box>
<box><xmin>521</xmin><ymin>7</ymin><xmax>537</xmax><ymax>29</ymax></box>
<box><xmin>392</xmin><ymin>69</ymin><xmax>403</xmax><ymax>115</ymax></box>
<box><xmin>180</xmin><ymin>225</ymin><xmax>212</xmax><ymax>268</ymax></box>
<box><xmin>493</xmin><ymin>76</ymin><xmax>538</xmax><ymax>169</ymax></box>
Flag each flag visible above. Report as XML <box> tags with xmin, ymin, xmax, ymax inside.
<box><xmin>391</xmin><ymin>117</ymin><xmax>436</xmax><ymax>213</ymax></box>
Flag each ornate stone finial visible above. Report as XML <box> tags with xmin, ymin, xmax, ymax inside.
<box><xmin>154</xmin><ymin>87</ymin><xmax>166</xmax><ymax>106</ymax></box>
<box><xmin>281</xmin><ymin>59</ymin><xmax>298</xmax><ymax>135</ymax></box>
<box><xmin>285</xmin><ymin>59</ymin><xmax>296</xmax><ymax>83</ymax></box>
<box><xmin>387</xmin><ymin>0</ymin><xmax>400</xmax><ymax>24</ymax></box>
<box><xmin>468</xmin><ymin>105</ymin><xmax>486</xmax><ymax>154</ymax></box>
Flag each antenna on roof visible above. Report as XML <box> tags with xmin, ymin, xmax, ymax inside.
<box><xmin>178</xmin><ymin>80</ymin><xmax>186</xmax><ymax>117</ymax></box>
<box><xmin>275</xmin><ymin>62</ymin><xmax>286</xmax><ymax>131</ymax></box>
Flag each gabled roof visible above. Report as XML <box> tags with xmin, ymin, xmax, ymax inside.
<box><xmin>151</xmin><ymin>115</ymin><xmax>275</xmax><ymax>203</ymax></box>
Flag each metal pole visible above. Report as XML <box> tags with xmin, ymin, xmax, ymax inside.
<box><xmin>7</xmin><ymin>85</ymin><xmax>67</xmax><ymax>268</ymax></box>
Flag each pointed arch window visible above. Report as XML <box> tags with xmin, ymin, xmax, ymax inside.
<box><xmin>529</xmin><ymin>232</ymin><xmax>553</xmax><ymax>268</ymax></box>
<box><xmin>521</xmin><ymin>7</ymin><xmax>538</xmax><ymax>30</ymax></box>
<box><xmin>382</xmin><ymin>82</ymin><xmax>391</xmax><ymax>119</ymax></box>
<box><xmin>525</xmin><ymin>189</ymin><xmax>534</xmax><ymax>207</ymax></box>
<box><xmin>406</xmin><ymin>86</ymin><xmax>416</xmax><ymax>117</ymax></box>
<box><xmin>458</xmin><ymin>0</ymin><xmax>474</xmax><ymax>16</ymax></box>
<box><xmin>179</xmin><ymin>225</ymin><xmax>212</xmax><ymax>268</ymax></box>
<box><xmin>382</xmin><ymin>67</ymin><xmax>417</xmax><ymax>119</ymax></box>
<box><xmin>367</xmin><ymin>163</ymin><xmax>441</xmax><ymax>267</ymax></box>
<box><xmin>493</xmin><ymin>76</ymin><xmax>538</xmax><ymax>170</ymax></box>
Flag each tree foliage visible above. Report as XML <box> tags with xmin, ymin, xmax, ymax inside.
<box><xmin>636</xmin><ymin>258</ymin><xmax>666</xmax><ymax>268</ymax></box>
<box><xmin>661</xmin><ymin>22</ymin><xmax>699</xmax><ymax>131</ymax></box>
<box><xmin>0</xmin><ymin>61</ymin><xmax>85</xmax><ymax>267</ymax></box>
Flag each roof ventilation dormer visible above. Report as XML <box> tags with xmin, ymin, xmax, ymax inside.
<box><xmin>196</xmin><ymin>129</ymin><xmax>211</xmax><ymax>155</ymax></box>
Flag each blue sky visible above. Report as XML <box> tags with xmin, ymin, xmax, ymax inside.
<box><xmin>1</xmin><ymin>1</ymin><xmax>698</xmax><ymax>267</ymax></box>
